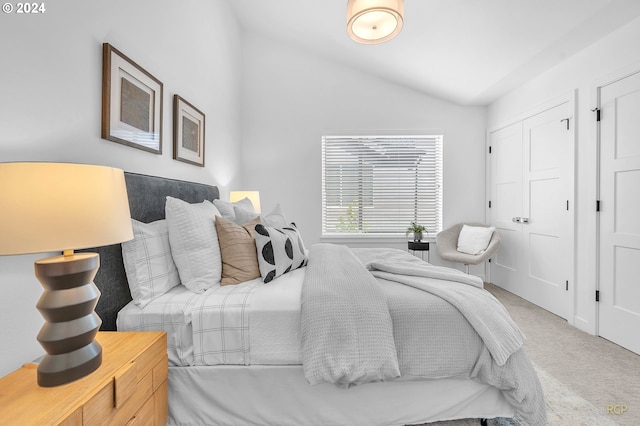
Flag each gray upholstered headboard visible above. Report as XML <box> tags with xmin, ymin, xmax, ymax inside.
<box><xmin>82</xmin><ymin>172</ymin><xmax>219</xmax><ymax>331</ymax></box>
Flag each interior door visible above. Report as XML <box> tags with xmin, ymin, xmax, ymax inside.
<box><xmin>489</xmin><ymin>122</ymin><xmax>523</xmax><ymax>295</ymax></box>
<box><xmin>521</xmin><ymin>103</ymin><xmax>573</xmax><ymax>319</ymax></box>
<box><xmin>598</xmin><ymin>71</ymin><xmax>640</xmax><ymax>355</ymax></box>
<box><xmin>489</xmin><ymin>100</ymin><xmax>574</xmax><ymax>320</ymax></box>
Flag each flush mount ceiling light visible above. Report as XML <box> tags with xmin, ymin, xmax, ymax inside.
<box><xmin>347</xmin><ymin>0</ymin><xmax>404</xmax><ymax>44</ymax></box>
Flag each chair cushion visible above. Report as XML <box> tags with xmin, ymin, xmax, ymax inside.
<box><xmin>457</xmin><ymin>225</ymin><xmax>495</xmax><ymax>255</ymax></box>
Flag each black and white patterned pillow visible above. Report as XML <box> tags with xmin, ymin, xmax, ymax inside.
<box><xmin>254</xmin><ymin>222</ymin><xmax>308</xmax><ymax>283</ymax></box>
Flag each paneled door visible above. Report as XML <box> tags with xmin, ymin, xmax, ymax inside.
<box><xmin>489</xmin><ymin>99</ymin><xmax>574</xmax><ymax>319</ymax></box>
<box><xmin>489</xmin><ymin>122</ymin><xmax>523</xmax><ymax>295</ymax></box>
<box><xmin>598</xmin><ymin>70</ymin><xmax>640</xmax><ymax>355</ymax></box>
<box><xmin>520</xmin><ymin>103</ymin><xmax>573</xmax><ymax>319</ymax></box>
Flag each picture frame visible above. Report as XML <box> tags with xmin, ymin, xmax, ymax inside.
<box><xmin>101</xmin><ymin>43</ymin><xmax>163</xmax><ymax>154</ymax></box>
<box><xmin>173</xmin><ymin>95</ymin><xmax>205</xmax><ymax>167</ymax></box>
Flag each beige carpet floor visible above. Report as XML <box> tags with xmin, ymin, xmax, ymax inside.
<box><xmin>423</xmin><ymin>283</ymin><xmax>640</xmax><ymax>426</ymax></box>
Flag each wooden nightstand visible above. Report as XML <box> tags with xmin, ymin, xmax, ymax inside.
<box><xmin>0</xmin><ymin>331</ymin><xmax>168</xmax><ymax>425</ymax></box>
<box><xmin>408</xmin><ymin>240</ymin><xmax>430</xmax><ymax>262</ymax></box>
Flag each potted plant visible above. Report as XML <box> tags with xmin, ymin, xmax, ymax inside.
<box><xmin>406</xmin><ymin>222</ymin><xmax>426</xmax><ymax>241</ymax></box>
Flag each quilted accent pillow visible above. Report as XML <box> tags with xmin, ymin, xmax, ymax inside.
<box><xmin>165</xmin><ymin>196</ymin><xmax>222</xmax><ymax>293</ymax></box>
<box><xmin>254</xmin><ymin>222</ymin><xmax>308</xmax><ymax>283</ymax></box>
<box><xmin>215</xmin><ymin>215</ymin><xmax>261</xmax><ymax>285</ymax></box>
<box><xmin>457</xmin><ymin>225</ymin><xmax>496</xmax><ymax>255</ymax></box>
<box><xmin>122</xmin><ymin>219</ymin><xmax>181</xmax><ymax>308</ymax></box>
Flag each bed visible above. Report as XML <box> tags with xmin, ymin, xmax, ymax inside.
<box><xmin>90</xmin><ymin>172</ymin><xmax>545</xmax><ymax>426</ymax></box>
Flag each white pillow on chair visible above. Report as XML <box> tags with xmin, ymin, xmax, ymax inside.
<box><xmin>457</xmin><ymin>225</ymin><xmax>495</xmax><ymax>255</ymax></box>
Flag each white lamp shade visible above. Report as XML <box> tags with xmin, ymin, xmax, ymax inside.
<box><xmin>229</xmin><ymin>190</ymin><xmax>261</xmax><ymax>214</ymax></box>
<box><xmin>0</xmin><ymin>162</ymin><xmax>133</xmax><ymax>255</ymax></box>
<box><xmin>347</xmin><ymin>0</ymin><xmax>404</xmax><ymax>44</ymax></box>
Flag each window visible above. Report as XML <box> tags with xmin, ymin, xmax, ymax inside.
<box><xmin>322</xmin><ymin>135</ymin><xmax>443</xmax><ymax>236</ymax></box>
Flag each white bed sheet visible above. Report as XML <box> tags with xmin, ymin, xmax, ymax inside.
<box><xmin>249</xmin><ymin>267</ymin><xmax>304</xmax><ymax>364</ymax></box>
<box><xmin>117</xmin><ymin>285</ymin><xmax>199</xmax><ymax>366</ymax></box>
<box><xmin>117</xmin><ymin>268</ymin><xmax>305</xmax><ymax>366</ymax></box>
<box><xmin>167</xmin><ymin>364</ymin><xmax>514</xmax><ymax>426</ymax></box>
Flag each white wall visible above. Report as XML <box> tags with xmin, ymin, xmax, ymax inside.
<box><xmin>0</xmin><ymin>0</ymin><xmax>243</xmax><ymax>376</ymax></box>
<box><xmin>487</xmin><ymin>16</ymin><xmax>640</xmax><ymax>334</ymax></box>
<box><xmin>239</xmin><ymin>34</ymin><xmax>487</xmax><ymax>260</ymax></box>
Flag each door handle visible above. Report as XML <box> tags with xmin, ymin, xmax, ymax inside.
<box><xmin>512</xmin><ymin>217</ymin><xmax>521</xmax><ymax>223</ymax></box>
<box><xmin>521</xmin><ymin>217</ymin><xmax>529</xmax><ymax>223</ymax></box>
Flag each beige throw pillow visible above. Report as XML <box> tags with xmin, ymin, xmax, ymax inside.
<box><xmin>215</xmin><ymin>215</ymin><xmax>261</xmax><ymax>285</ymax></box>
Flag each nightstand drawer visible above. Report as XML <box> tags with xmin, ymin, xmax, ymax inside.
<box><xmin>83</xmin><ymin>369</ymin><xmax>153</xmax><ymax>425</ymax></box>
<box><xmin>154</xmin><ymin>380</ymin><xmax>169</xmax><ymax>425</ymax></box>
<box><xmin>126</xmin><ymin>390</ymin><xmax>155</xmax><ymax>426</ymax></box>
<box><xmin>152</xmin><ymin>354</ymin><xmax>168</xmax><ymax>391</ymax></box>
<box><xmin>115</xmin><ymin>361</ymin><xmax>138</xmax><ymax>408</ymax></box>
<box><xmin>135</xmin><ymin>337</ymin><xmax>166</xmax><ymax>383</ymax></box>
<box><xmin>59</xmin><ymin>408</ymin><xmax>82</xmax><ymax>426</ymax></box>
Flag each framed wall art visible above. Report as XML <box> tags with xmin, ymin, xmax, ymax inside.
<box><xmin>173</xmin><ymin>95</ymin><xmax>205</xmax><ymax>167</ymax></box>
<box><xmin>101</xmin><ymin>43</ymin><xmax>163</xmax><ymax>154</ymax></box>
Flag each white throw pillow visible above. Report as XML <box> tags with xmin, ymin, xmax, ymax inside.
<box><xmin>260</xmin><ymin>203</ymin><xmax>288</xmax><ymax>228</ymax></box>
<box><xmin>213</xmin><ymin>198</ymin><xmax>255</xmax><ymax>223</ymax></box>
<box><xmin>254</xmin><ymin>222</ymin><xmax>307</xmax><ymax>283</ymax></box>
<box><xmin>233</xmin><ymin>204</ymin><xmax>258</xmax><ymax>225</ymax></box>
<box><xmin>122</xmin><ymin>219</ymin><xmax>181</xmax><ymax>308</ymax></box>
<box><xmin>457</xmin><ymin>225</ymin><xmax>496</xmax><ymax>255</ymax></box>
<box><xmin>165</xmin><ymin>197</ymin><xmax>222</xmax><ymax>293</ymax></box>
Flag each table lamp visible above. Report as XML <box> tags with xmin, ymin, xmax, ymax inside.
<box><xmin>0</xmin><ymin>162</ymin><xmax>133</xmax><ymax>387</ymax></box>
<box><xmin>229</xmin><ymin>190</ymin><xmax>261</xmax><ymax>214</ymax></box>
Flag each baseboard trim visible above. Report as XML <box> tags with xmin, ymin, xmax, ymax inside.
<box><xmin>572</xmin><ymin>316</ymin><xmax>596</xmax><ymax>335</ymax></box>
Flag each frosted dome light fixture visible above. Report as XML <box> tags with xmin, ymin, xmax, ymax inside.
<box><xmin>347</xmin><ymin>0</ymin><xmax>404</xmax><ymax>44</ymax></box>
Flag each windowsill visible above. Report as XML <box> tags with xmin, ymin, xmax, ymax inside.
<box><xmin>320</xmin><ymin>234</ymin><xmax>436</xmax><ymax>244</ymax></box>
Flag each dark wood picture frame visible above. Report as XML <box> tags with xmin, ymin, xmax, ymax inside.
<box><xmin>101</xmin><ymin>43</ymin><xmax>163</xmax><ymax>154</ymax></box>
<box><xmin>173</xmin><ymin>95</ymin><xmax>205</xmax><ymax>167</ymax></box>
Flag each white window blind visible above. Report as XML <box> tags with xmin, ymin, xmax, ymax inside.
<box><xmin>322</xmin><ymin>135</ymin><xmax>443</xmax><ymax>236</ymax></box>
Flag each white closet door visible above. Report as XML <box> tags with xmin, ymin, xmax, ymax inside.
<box><xmin>521</xmin><ymin>103</ymin><xmax>573</xmax><ymax>319</ymax></box>
<box><xmin>489</xmin><ymin>122</ymin><xmax>523</xmax><ymax>295</ymax></box>
<box><xmin>599</xmin><ymin>71</ymin><xmax>640</xmax><ymax>355</ymax></box>
<box><xmin>489</xmin><ymin>99</ymin><xmax>574</xmax><ymax>320</ymax></box>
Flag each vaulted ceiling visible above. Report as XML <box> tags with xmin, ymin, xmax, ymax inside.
<box><xmin>229</xmin><ymin>0</ymin><xmax>640</xmax><ymax>105</ymax></box>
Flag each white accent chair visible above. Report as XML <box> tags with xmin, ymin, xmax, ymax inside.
<box><xmin>436</xmin><ymin>223</ymin><xmax>501</xmax><ymax>274</ymax></box>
